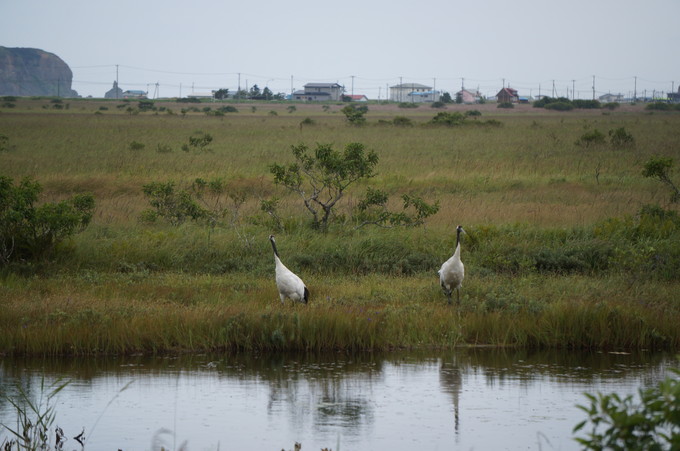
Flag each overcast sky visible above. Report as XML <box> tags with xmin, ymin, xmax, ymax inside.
<box><xmin>2</xmin><ymin>0</ymin><xmax>678</xmax><ymax>99</ymax></box>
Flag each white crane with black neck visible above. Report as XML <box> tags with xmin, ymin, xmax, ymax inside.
<box><xmin>269</xmin><ymin>235</ymin><xmax>309</xmax><ymax>305</ymax></box>
<box><xmin>438</xmin><ymin>225</ymin><xmax>465</xmax><ymax>304</ymax></box>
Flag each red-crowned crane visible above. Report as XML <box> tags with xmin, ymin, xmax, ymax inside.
<box><xmin>269</xmin><ymin>235</ymin><xmax>309</xmax><ymax>305</ymax></box>
<box><xmin>438</xmin><ymin>225</ymin><xmax>465</xmax><ymax>304</ymax></box>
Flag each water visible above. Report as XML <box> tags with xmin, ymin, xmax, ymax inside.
<box><xmin>0</xmin><ymin>350</ymin><xmax>676</xmax><ymax>451</ymax></box>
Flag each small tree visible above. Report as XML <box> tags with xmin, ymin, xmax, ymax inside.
<box><xmin>440</xmin><ymin>92</ymin><xmax>453</xmax><ymax>103</ymax></box>
<box><xmin>269</xmin><ymin>142</ymin><xmax>379</xmax><ymax>230</ymax></box>
<box><xmin>642</xmin><ymin>157</ymin><xmax>679</xmax><ymax>203</ymax></box>
<box><xmin>341</xmin><ymin>104</ymin><xmax>368</xmax><ymax>126</ymax></box>
<box><xmin>213</xmin><ymin>88</ymin><xmax>229</xmax><ymax>100</ymax></box>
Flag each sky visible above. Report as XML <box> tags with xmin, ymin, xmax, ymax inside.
<box><xmin>2</xmin><ymin>0</ymin><xmax>678</xmax><ymax>100</ymax></box>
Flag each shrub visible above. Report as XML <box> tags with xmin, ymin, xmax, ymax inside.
<box><xmin>398</xmin><ymin>102</ymin><xmax>419</xmax><ymax>109</ymax></box>
<box><xmin>141</xmin><ymin>181</ymin><xmax>206</xmax><ymax>226</ymax></box>
<box><xmin>545</xmin><ymin>101</ymin><xmax>574</xmax><ymax>111</ymax></box>
<box><xmin>392</xmin><ymin>116</ymin><xmax>413</xmax><ymax>127</ymax></box>
<box><xmin>128</xmin><ymin>141</ymin><xmax>145</xmax><ymax>151</ymax></box>
<box><xmin>429</xmin><ymin>112</ymin><xmax>465</xmax><ymax>126</ymax></box>
<box><xmin>217</xmin><ymin>105</ymin><xmax>238</xmax><ymax>113</ymax></box>
<box><xmin>0</xmin><ymin>176</ymin><xmax>95</xmax><ymax>264</ymax></box>
<box><xmin>574</xmin><ymin>369</ymin><xmax>680</xmax><ymax>450</ymax></box>
<box><xmin>642</xmin><ymin>157</ymin><xmax>679</xmax><ymax>203</ymax></box>
<box><xmin>575</xmin><ymin>129</ymin><xmax>606</xmax><ymax>147</ymax></box>
<box><xmin>602</xmin><ymin>102</ymin><xmax>620</xmax><ymax>110</ymax></box>
<box><xmin>341</xmin><ymin>104</ymin><xmax>368</xmax><ymax>126</ymax></box>
<box><xmin>497</xmin><ymin>102</ymin><xmax>514</xmax><ymax>109</ymax></box>
<box><xmin>464</xmin><ymin>110</ymin><xmax>482</xmax><ymax>118</ymax></box>
<box><xmin>431</xmin><ymin>101</ymin><xmax>446</xmax><ymax>108</ymax></box>
<box><xmin>354</xmin><ymin>187</ymin><xmax>439</xmax><ymax>229</ymax></box>
<box><xmin>572</xmin><ymin>99</ymin><xmax>601</xmax><ymax>109</ymax></box>
<box><xmin>0</xmin><ymin>134</ymin><xmax>13</xmax><ymax>152</ymax></box>
<box><xmin>645</xmin><ymin>102</ymin><xmax>674</xmax><ymax>111</ymax></box>
<box><xmin>138</xmin><ymin>100</ymin><xmax>154</xmax><ymax>111</ymax></box>
<box><xmin>181</xmin><ymin>132</ymin><xmax>213</xmax><ymax>152</ymax></box>
<box><xmin>608</xmin><ymin>127</ymin><xmax>635</xmax><ymax>148</ymax></box>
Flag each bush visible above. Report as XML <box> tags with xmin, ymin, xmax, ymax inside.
<box><xmin>398</xmin><ymin>102</ymin><xmax>419</xmax><ymax>109</ymax></box>
<box><xmin>141</xmin><ymin>181</ymin><xmax>206</xmax><ymax>226</ymax></box>
<box><xmin>392</xmin><ymin>116</ymin><xmax>413</xmax><ymax>127</ymax></box>
<box><xmin>429</xmin><ymin>112</ymin><xmax>465</xmax><ymax>126</ymax></box>
<box><xmin>218</xmin><ymin>105</ymin><xmax>238</xmax><ymax>113</ymax></box>
<box><xmin>645</xmin><ymin>102</ymin><xmax>675</xmax><ymax>111</ymax></box>
<box><xmin>574</xmin><ymin>369</ymin><xmax>680</xmax><ymax>450</ymax></box>
<box><xmin>497</xmin><ymin>102</ymin><xmax>514</xmax><ymax>109</ymax></box>
<box><xmin>0</xmin><ymin>176</ymin><xmax>94</xmax><ymax>264</ymax></box>
<box><xmin>572</xmin><ymin>99</ymin><xmax>601</xmax><ymax>109</ymax></box>
<box><xmin>545</xmin><ymin>101</ymin><xmax>574</xmax><ymax>111</ymax></box>
<box><xmin>575</xmin><ymin>129</ymin><xmax>606</xmax><ymax>147</ymax></box>
<box><xmin>608</xmin><ymin>127</ymin><xmax>635</xmax><ymax>148</ymax></box>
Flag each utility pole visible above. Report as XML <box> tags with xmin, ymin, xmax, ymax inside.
<box><xmin>351</xmin><ymin>75</ymin><xmax>355</xmax><ymax>97</ymax></box>
<box><xmin>572</xmin><ymin>80</ymin><xmax>575</xmax><ymax>101</ymax></box>
<box><xmin>592</xmin><ymin>75</ymin><xmax>595</xmax><ymax>100</ymax></box>
<box><xmin>291</xmin><ymin>75</ymin><xmax>294</xmax><ymax>98</ymax></box>
<box><xmin>634</xmin><ymin>76</ymin><xmax>637</xmax><ymax>102</ymax></box>
<box><xmin>237</xmin><ymin>73</ymin><xmax>241</xmax><ymax>99</ymax></box>
<box><xmin>552</xmin><ymin>80</ymin><xmax>555</xmax><ymax>98</ymax></box>
<box><xmin>116</xmin><ymin>64</ymin><xmax>119</xmax><ymax>99</ymax></box>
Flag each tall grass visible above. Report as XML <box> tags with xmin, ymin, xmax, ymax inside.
<box><xmin>1</xmin><ymin>99</ymin><xmax>679</xmax><ymax>354</ymax></box>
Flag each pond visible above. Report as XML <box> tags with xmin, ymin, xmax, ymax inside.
<box><xmin>0</xmin><ymin>349</ymin><xmax>676</xmax><ymax>450</ymax></box>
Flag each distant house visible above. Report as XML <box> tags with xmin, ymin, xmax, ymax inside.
<box><xmin>456</xmin><ymin>89</ymin><xmax>482</xmax><ymax>104</ymax></box>
<box><xmin>599</xmin><ymin>93</ymin><xmax>624</xmax><ymax>103</ymax></box>
<box><xmin>187</xmin><ymin>92</ymin><xmax>214</xmax><ymax>100</ymax></box>
<box><xmin>293</xmin><ymin>83</ymin><xmax>344</xmax><ymax>101</ymax></box>
<box><xmin>669</xmin><ymin>89</ymin><xmax>680</xmax><ymax>103</ymax></box>
<box><xmin>390</xmin><ymin>83</ymin><xmax>436</xmax><ymax>103</ymax></box>
<box><xmin>496</xmin><ymin>87</ymin><xmax>519</xmax><ymax>103</ymax></box>
<box><xmin>122</xmin><ymin>90</ymin><xmax>147</xmax><ymax>99</ymax></box>
<box><xmin>104</xmin><ymin>81</ymin><xmax>123</xmax><ymax>99</ymax></box>
<box><xmin>346</xmin><ymin>94</ymin><xmax>368</xmax><ymax>102</ymax></box>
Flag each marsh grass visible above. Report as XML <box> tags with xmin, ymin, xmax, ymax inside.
<box><xmin>0</xmin><ymin>377</ymin><xmax>69</xmax><ymax>450</ymax></box>
<box><xmin>1</xmin><ymin>99</ymin><xmax>679</xmax><ymax>354</ymax></box>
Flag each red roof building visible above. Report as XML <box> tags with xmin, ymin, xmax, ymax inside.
<box><xmin>496</xmin><ymin>87</ymin><xmax>519</xmax><ymax>103</ymax></box>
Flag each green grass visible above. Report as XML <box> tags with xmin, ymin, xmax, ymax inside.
<box><xmin>1</xmin><ymin>98</ymin><xmax>679</xmax><ymax>355</ymax></box>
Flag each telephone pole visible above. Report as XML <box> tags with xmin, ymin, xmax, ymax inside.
<box><xmin>592</xmin><ymin>75</ymin><xmax>595</xmax><ymax>100</ymax></box>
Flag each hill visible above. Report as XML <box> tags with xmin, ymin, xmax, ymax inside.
<box><xmin>0</xmin><ymin>46</ymin><xmax>78</xmax><ymax>97</ymax></box>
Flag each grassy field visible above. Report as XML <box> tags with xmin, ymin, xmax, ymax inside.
<box><xmin>1</xmin><ymin>97</ymin><xmax>679</xmax><ymax>354</ymax></box>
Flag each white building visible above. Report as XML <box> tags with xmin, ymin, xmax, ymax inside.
<box><xmin>390</xmin><ymin>83</ymin><xmax>438</xmax><ymax>103</ymax></box>
<box><xmin>293</xmin><ymin>83</ymin><xmax>344</xmax><ymax>101</ymax></box>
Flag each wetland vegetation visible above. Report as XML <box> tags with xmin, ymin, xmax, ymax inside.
<box><xmin>1</xmin><ymin>97</ymin><xmax>679</xmax><ymax>354</ymax></box>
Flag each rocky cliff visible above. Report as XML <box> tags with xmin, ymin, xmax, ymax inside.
<box><xmin>0</xmin><ymin>47</ymin><xmax>78</xmax><ymax>97</ymax></box>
